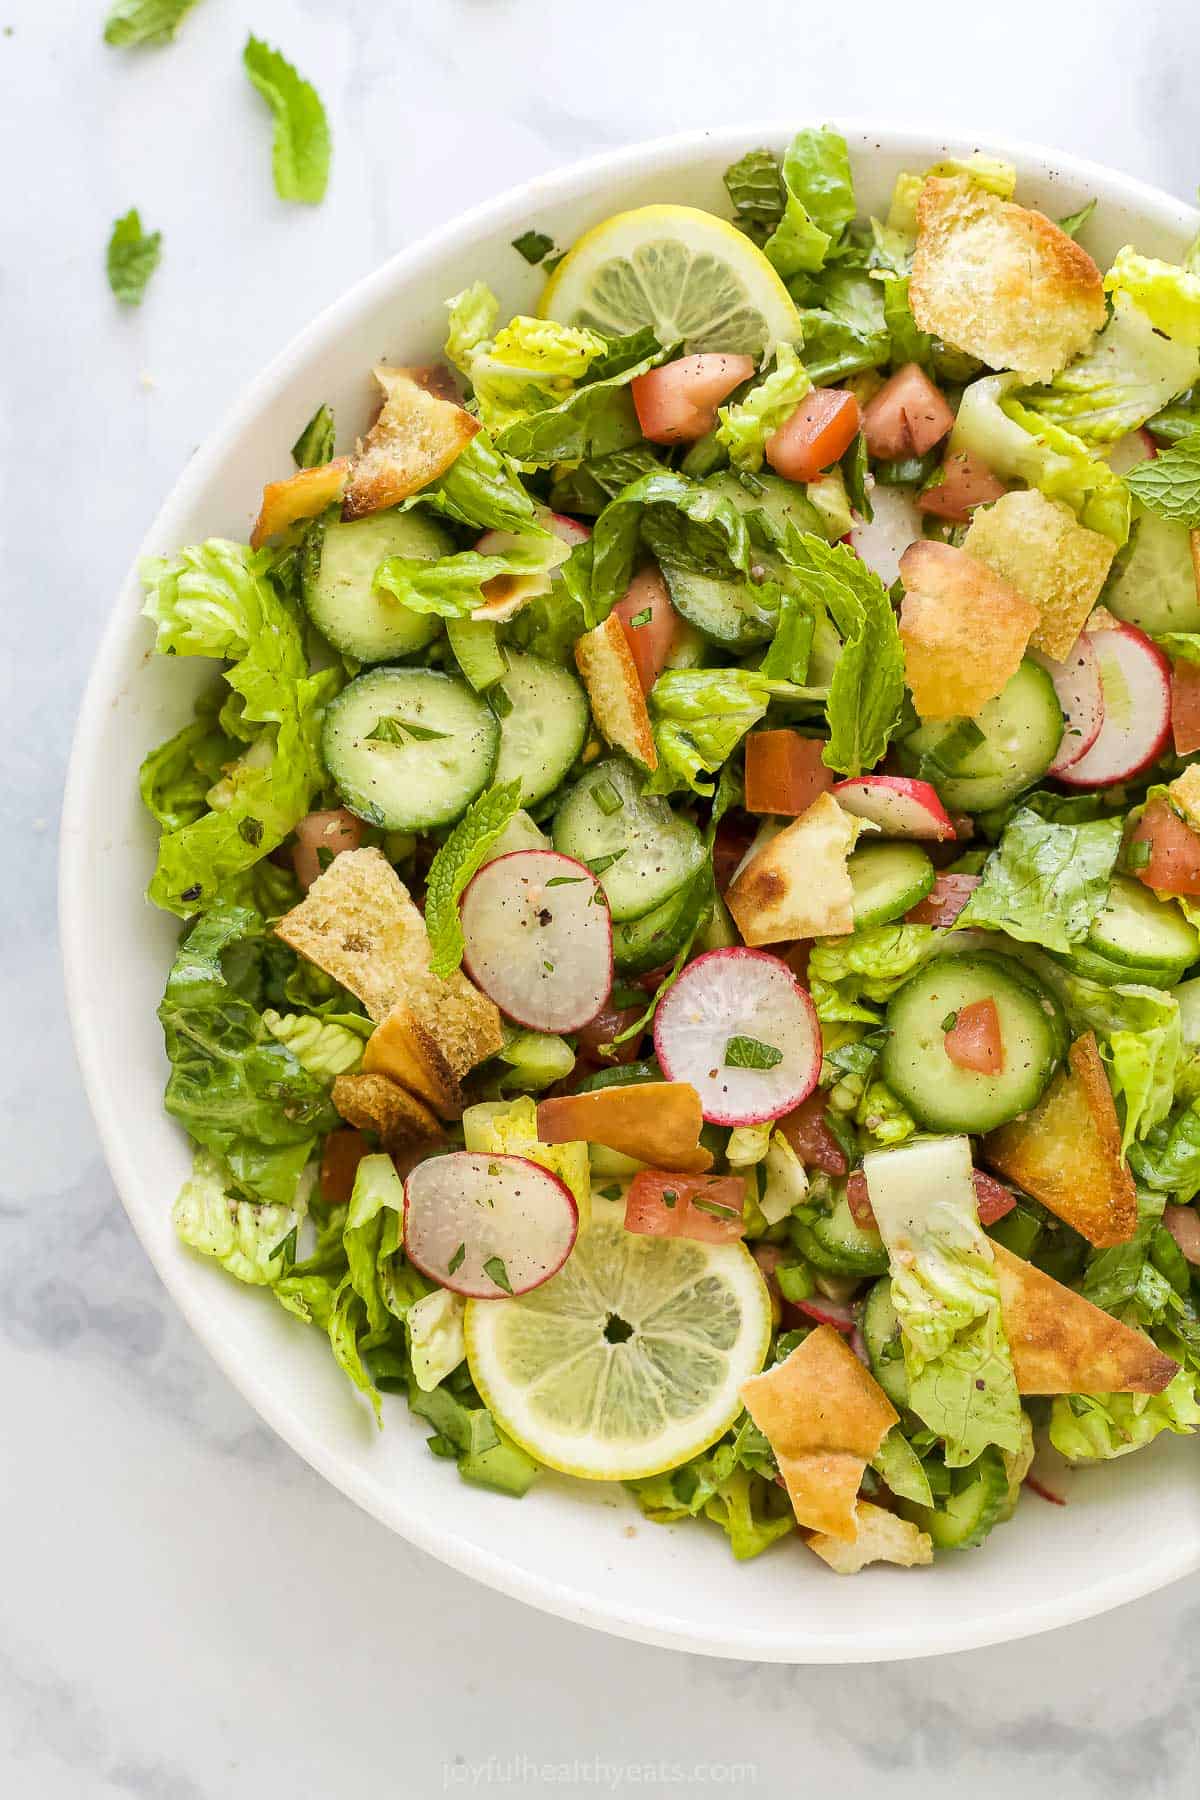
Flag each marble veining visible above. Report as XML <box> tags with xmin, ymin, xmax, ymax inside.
<box><xmin>3</xmin><ymin>0</ymin><xmax>1199</xmax><ymax>1792</ymax></box>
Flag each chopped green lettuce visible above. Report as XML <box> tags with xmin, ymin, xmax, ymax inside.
<box><xmin>445</xmin><ymin>286</ymin><xmax>608</xmax><ymax>436</ymax></box>
<box><xmin>1019</xmin><ymin>293</ymin><xmax>1200</xmax><ymax>443</ymax></box>
<box><xmin>1050</xmin><ymin>1366</ymin><xmax>1200</xmax><ymax>1461</ymax></box>
<box><xmin>407</xmin><ymin>1288</ymin><xmax>468</xmax><ymax>1392</ymax></box>
<box><xmin>1104</xmin><ymin>247</ymin><xmax>1200</xmax><ymax>347</ymax></box>
<box><xmin>648</xmin><ymin>669</ymin><xmax>798</xmax><ymax>795</ymax></box>
<box><xmin>242</xmin><ymin>36</ymin><xmax>331</xmax><ymax>205</ymax></box>
<box><xmin>374</xmin><ymin>532</ymin><xmax>568</xmax><ymax>617</ymax></box>
<box><xmin>414</xmin><ymin>432</ymin><xmax>543</xmax><ymax>535</ymax></box>
<box><xmin>809</xmin><ymin>923</ymin><xmax>935</xmax><ymax>1021</ymax></box>
<box><xmin>956</xmin><ymin>810</ymin><xmax>1124</xmax><ymax>954</ymax></box>
<box><xmin>627</xmin><ymin>1416</ymin><xmax>794</xmax><ymax>1558</ymax></box>
<box><xmin>871</xmin><ymin>1426</ymin><xmax>934</xmax><ymax>1508</ymax></box>
<box><xmin>173</xmin><ymin>1148</ymin><xmax>304</xmax><ymax>1285</ymax></box>
<box><xmin>763</xmin><ymin>128</ymin><xmax>856</xmax><ymax>278</ymax></box>
<box><xmin>495</xmin><ymin>335</ymin><xmax>666</xmax><ymax>468</ymax></box>
<box><xmin>261</xmin><ymin>1009</ymin><xmax>367</xmax><ymax>1081</ymax></box>
<box><xmin>716</xmin><ymin>343</ymin><xmax>810</xmax><ymax>470</ymax></box>
<box><xmin>1108</xmin><ymin>1002</ymin><xmax>1184</xmax><ymax>1151</ymax></box>
<box><xmin>723</xmin><ymin>147</ymin><xmax>787</xmax><ymax>242</ymax></box>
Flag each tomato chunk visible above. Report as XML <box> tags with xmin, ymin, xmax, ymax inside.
<box><xmin>711</xmin><ymin>817</ymin><xmax>755</xmax><ymax>896</ymax></box>
<box><xmin>631</xmin><ymin>353</ymin><xmax>755</xmax><ymax>444</ymax></box>
<box><xmin>1130</xmin><ymin>798</ymin><xmax>1200</xmax><ymax>897</ymax></box>
<box><xmin>293</xmin><ymin>809</ymin><xmax>362</xmax><ymax>891</ymax></box>
<box><xmin>845</xmin><ymin>1170</ymin><xmax>875</xmax><ymax>1230</ymax></box>
<box><xmin>848</xmin><ymin>1165</ymin><xmax>1014</xmax><ymax>1230</ymax></box>
<box><xmin>917</xmin><ymin>451</ymin><xmax>1007</xmax><ymax>522</ymax></box>
<box><xmin>765</xmin><ymin>388</ymin><xmax>861</xmax><ymax>483</ymax></box>
<box><xmin>861</xmin><ymin>363</ymin><xmax>955</xmax><ymax>461</ymax></box>
<box><xmin>574</xmin><ymin>1005</ymin><xmax>645</xmax><ymax>1067</ymax></box>
<box><xmin>1172</xmin><ymin>660</ymin><xmax>1200</xmax><ymax>756</ymax></box>
<box><xmin>743</xmin><ymin>730</ymin><xmax>834</xmax><ymax>816</ymax></box>
<box><xmin>943</xmin><ymin>998</ymin><xmax>1005</xmax><ymax>1075</ymax></box>
<box><xmin>319</xmin><ymin>1128</ymin><xmax>371</xmax><ymax>1207</ymax></box>
<box><xmin>612</xmin><ymin>565</ymin><xmax>681</xmax><ymax>693</ymax></box>
<box><xmin>777</xmin><ymin>1091</ymin><xmax>847</xmax><ymax>1176</ymax></box>
<box><xmin>905</xmin><ymin>871</ymin><xmax>981</xmax><ymax>926</ymax></box>
<box><xmin>624</xmin><ymin>1171</ymin><xmax>746</xmax><ymax>1243</ymax></box>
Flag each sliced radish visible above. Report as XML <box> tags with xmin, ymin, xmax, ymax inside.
<box><xmin>404</xmin><ymin>1151</ymin><xmax>578</xmax><ymax>1297</ymax></box>
<box><xmin>849</xmin><ymin>483</ymin><xmax>923</xmax><ymax>589</ymax></box>
<box><xmin>460</xmin><ymin>850</ymin><xmax>612</xmax><ymax>1033</ymax></box>
<box><xmin>1031</xmin><ymin>639</ymin><xmax>1104</xmax><ymax>775</ymax></box>
<box><xmin>1105</xmin><ymin>428</ymin><xmax>1157</xmax><ymax>476</ymax></box>
<box><xmin>1163</xmin><ymin>1203</ymin><xmax>1200</xmax><ymax>1266</ymax></box>
<box><xmin>905</xmin><ymin>871</ymin><xmax>980</xmax><ymax>927</ymax></box>
<box><xmin>832</xmin><ymin>775</ymin><xmax>956</xmax><ymax>841</ymax></box>
<box><xmin>793</xmin><ymin>1295</ymin><xmax>856</xmax><ymax>1335</ymax></box>
<box><xmin>1057</xmin><ymin>624</ymin><xmax>1172</xmax><ymax>788</ymax></box>
<box><xmin>652</xmin><ymin>948</ymin><xmax>820</xmax><ymax>1127</ymax></box>
<box><xmin>547</xmin><ymin>511</ymin><xmax>592</xmax><ymax>547</ymax></box>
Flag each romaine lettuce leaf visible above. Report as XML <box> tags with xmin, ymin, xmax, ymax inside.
<box><xmin>1129</xmin><ymin>1097</ymin><xmax>1200</xmax><ymax>1198</ymax></box>
<box><xmin>1108</xmin><ymin>1003</ymin><xmax>1184</xmax><ymax>1152</ymax></box>
<box><xmin>173</xmin><ymin>1148</ymin><xmax>304</xmax><ymax>1285</ymax></box>
<box><xmin>406</xmin><ymin>1287</ymin><xmax>468</xmax><ymax>1391</ymax></box>
<box><xmin>956</xmin><ymin>809</ymin><xmax>1124</xmax><ymax>954</ymax></box>
<box><xmin>1049</xmin><ymin>1365</ymin><xmax>1200</xmax><ymax>1460</ymax></box>
<box><xmin>444</xmin><ymin>286</ymin><xmax>608</xmax><ymax>435</ymax></box>
<box><xmin>810</xmin><ymin>922</ymin><xmax>935</xmax><ymax>1006</ymax></box>
<box><xmin>139</xmin><ymin>704</ymin><xmax>233</xmax><ymax>832</ymax></box>
<box><xmin>410</xmin><ymin>431</ymin><xmax>542</xmax><ymax>535</ymax></box>
<box><xmin>261</xmin><ymin>1009</ymin><xmax>367</xmax><ymax>1081</ymax></box>
<box><xmin>1104</xmin><ymin>247</ymin><xmax>1200</xmax><ymax>347</ymax></box>
<box><xmin>374</xmin><ymin>532</ymin><xmax>568</xmax><ymax>617</ymax></box>
<box><xmin>495</xmin><ymin>336</ymin><xmax>666</xmax><ymax>468</ymax></box>
<box><xmin>723</xmin><ymin>147</ymin><xmax>787</xmax><ymax>242</ymax></box>
<box><xmin>1019</xmin><ymin>293</ymin><xmax>1200</xmax><ymax>444</ymax></box>
<box><xmin>647</xmin><ymin>669</ymin><xmax>801</xmax><ymax>795</ymax></box>
<box><xmin>627</xmin><ymin>1416</ymin><xmax>794</xmax><ymax>1558</ymax></box>
<box><xmin>716</xmin><ymin>343</ymin><xmax>810</xmax><ymax>470</ymax></box>
<box><xmin>763</xmin><ymin>128</ymin><xmax>856</xmax><ymax>278</ymax></box>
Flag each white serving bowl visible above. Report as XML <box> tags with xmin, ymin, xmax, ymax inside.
<box><xmin>61</xmin><ymin>124</ymin><xmax>1200</xmax><ymax>1662</ymax></box>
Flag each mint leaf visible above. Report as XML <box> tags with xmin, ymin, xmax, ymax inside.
<box><xmin>243</xmin><ymin>35</ymin><xmax>331</xmax><ymax>205</ymax></box>
<box><xmin>512</xmin><ymin>230</ymin><xmax>554</xmax><ymax>265</ymax></box>
<box><xmin>483</xmin><ymin>1255</ymin><xmax>513</xmax><ymax>1294</ymax></box>
<box><xmin>424</xmin><ymin>782</ymin><xmax>522</xmax><ymax>978</ymax></box>
<box><xmin>292</xmin><ymin>403</ymin><xmax>335</xmax><ymax>469</ymax></box>
<box><xmin>1123</xmin><ymin>431</ymin><xmax>1200</xmax><ymax>526</ymax></box>
<box><xmin>106</xmin><ymin>209</ymin><xmax>161</xmax><ymax>305</ymax></box>
<box><xmin>723</xmin><ymin>1035</ymin><xmax>783</xmax><ymax>1070</ymax></box>
<box><xmin>1057</xmin><ymin>198</ymin><xmax>1097</xmax><ymax>240</ymax></box>
<box><xmin>103</xmin><ymin>0</ymin><xmax>201</xmax><ymax>46</ymax></box>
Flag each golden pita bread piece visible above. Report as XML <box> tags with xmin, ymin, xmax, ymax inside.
<box><xmin>574</xmin><ymin>613</ymin><xmax>657</xmax><ymax>769</ymax></box>
<box><xmin>991</xmin><ymin>1242</ymin><xmax>1179</xmax><ymax>1396</ymax></box>
<box><xmin>726</xmin><ymin>792</ymin><xmax>857</xmax><ymax>945</ymax></box>
<box><xmin>740</xmin><ymin>1325</ymin><xmax>898</xmax><ymax>1540</ymax></box>
<box><xmin>898</xmin><ymin>540</ymin><xmax>1038</xmax><ymax>721</ymax></box>
<box><xmin>342</xmin><ymin>366</ymin><xmax>479</xmax><ymax>519</ymax></box>
<box><xmin>331</xmin><ymin>1072</ymin><xmax>444</xmax><ymax>1151</ymax></box>
<box><xmin>250</xmin><ymin>458</ymin><xmax>351</xmax><ymax>549</ymax></box>
<box><xmin>962</xmin><ymin>490</ymin><xmax>1116</xmax><ymax>662</ymax></box>
<box><xmin>536</xmin><ymin>1083</ymin><xmax>713</xmax><ymax>1174</ymax></box>
<box><xmin>806</xmin><ymin>1501</ymin><xmax>933</xmax><ymax>1575</ymax></box>
<box><xmin>984</xmin><ymin>1032</ymin><xmax>1137</xmax><ymax>1248</ymax></box>
<box><xmin>910</xmin><ymin>176</ymin><xmax>1106</xmax><ymax>383</ymax></box>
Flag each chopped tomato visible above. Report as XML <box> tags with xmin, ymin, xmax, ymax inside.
<box><xmin>943</xmin><ymin>998</ymin><xmax>1005</xmax><ymax>1075</ymax></box>
<box><xmin>319</xmin><ymin>1128</ymin><xmax>371</xmax><ymax>1207</ymax></box>
<box><xmin>906</xmin><ymin>871</ymin><xmax>981</xmax><ymax>926</ymax></box>
<box><xmin>744</xmin><ymin>730</ymin><xmax>834</xmax><ymax>815</ymax></box>
<box><xmin>574</xmin><ymin>1004</ymin><xmax>645</xmax><ymax>1066</ymax></box>
<box><xmin>973</xmin><ymin>1171</ymin><xmax>1016</xmax><ymax>1227</ymax></box>
<box><xmin>711</xmin><ymin>816</ymin><xmax>755</xmax><ymax>895</ymax></box>
<box><xmin>624</xmin><ymin>1171</ymin><xmax>746</xmax><ymax>1243</ymax></box>
<box><xmin>612</xmin><ymin>565</ymin><xmax>681</xmax><ymax>693</ymax></box>
<box><xmin>1163</xmin><ymin>1202</ymin><xmax>1200</xmax><ymax>1265</ymax></box>
<box><xmin>777</xmin><ymin>1091</ymin><xmax>848</xmax><ymax>1176</ymax></box>
<box><xmin>917</xmin><ymin>451</ymin><xmax>1007</xmax><ymax>522</ymax></box>
<box><xmin>631</xmin><ymin>353</ymin><xmax>755</xmax><ymax>444</ymax></box>
<box><xmin>293</xmin><ymin>808</ymin><xmax>362</xmax><ymax>891</ymax></box>
<box><xmin>1172</xmin><ymin>660</ymin><xmax>1200</xmax><ymax>756</ymax></box>
<box><xmin>766</xmin><ymin>388</ymin><xmax>861</xmax><ymax>483</ymax></box>
<box><xmin>845</xmin><ymin>1170</ymin><xmax>875</xmax><ymax>1230</ymax></box>
<box><xmin>781</xmin><ymin>940</ymin><xmax>812</xmax><ymax>985</ymax></box>
<box><xmin>861</xmin><ymin>363</ymin><xmax>955</xmax><ymax>461</ymax></box>
<box><xmin>1129</xmin><ymin>798</ymin><xmax>1200</xmax><ymax>897</ymax></box>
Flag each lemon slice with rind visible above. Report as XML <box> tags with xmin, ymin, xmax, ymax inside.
<box><xmin>538</xmin><ymin>204</ymin><xmax>802</xmax><ymax>359</ymax></box>
<box><xmin>464</xmin><ymin>1199</ymin><xmax>772</xmax><ymax>1480</ymax></box>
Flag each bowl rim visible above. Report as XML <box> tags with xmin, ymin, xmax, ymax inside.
<box><xmin>61</xmin><ymin>120</ymin><xmax>1200</xmax><ymax>1662</ymax></box>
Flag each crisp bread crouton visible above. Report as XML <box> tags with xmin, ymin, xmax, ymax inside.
<box><xmin>536</xmin><ymin>1083</ymin><xmax>712</xmax><ymax>1174</ymax></box>
<box><xmin>1168</xmin><ymin>763</ymin><xmax>1200</xmax><ymax>833</ymax></box>
<box><xmin>331</xmin><ymin>1072</ymin><xmax>444</xmax><ymax>1149</ymax></box>
<box><xmin>250</xmin><ymin>458</ymin><xmax>351</xmax><ymax>549</ymax></box>
<box><xmin>899</xmin><ymin>540</ymin><xmax>1038</xmax><ymax>720</ymax></box>
<box><xmin>341</xmin><ymin>366</ymin><xmax>479</xmax><ymax>519</ymax></box>
<box><xmin>992</xmin><ymin>1243</ymin><xmax>1179</xmax><ymax>1395</ymax></box>
<box><xmin>984</xmin><ymin>1033</ymin><xmax>1137</xmax><ymax>1248</ymax></box>
<box><xmin>910</xmin><ymin>177</ymin><xmax>1106</xmax><ymax>383</ymax></box>
<box><xmin>807</xmin><ymin>1501</ymin><xmax>933</xmax><ymax>1574</ymax></box>
<box><xmin>574</xmin><ymin>613</ymin><xmax>657</xmax><ymax>769</ymax></box>
<box><xmin>741</xmin><ymin>1326</ymin><xmax>898</xmax><ymax>1540</ymax></box>
<box><xmin>963</xmin><ymin>490</ymin><xmax>1116</xmax><ymax>661</ymax></box>
<box><xmin>726</xmin><ymin>792</ymin><xmax>857</xmax><ymax>944</ymax></box>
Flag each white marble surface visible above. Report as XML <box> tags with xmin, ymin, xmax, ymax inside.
<box><xmin>5</xmin><ymin>0</ymin><xmax>1200</xmax><ymax>1792</ymax></box>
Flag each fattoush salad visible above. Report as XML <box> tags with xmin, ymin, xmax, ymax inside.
<box><xmin>140</xmin><ymin>131</ymin><xmax>1200</xmax><ymax>1575</ymax></box>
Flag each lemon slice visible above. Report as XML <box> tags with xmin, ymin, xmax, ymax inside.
<box><xmin>538</xmin><ymin>204</ymin><xmax>801</xmax><ymax>359</ymax></box>
<box><xmin>464</xmin><ymin>1199</ymin><xmax>771</xmax><ymax>1480</ymax></box>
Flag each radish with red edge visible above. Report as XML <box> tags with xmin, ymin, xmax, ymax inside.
<box><xmin>404</xmin><ymin>1151</ymin><xmax>578</xmax><ymax>1297</ymax></box>
<box><xmin>548</xmin><ymin>512</ymin><xmax>592</xmax><ymax>547</ymax></box>
<box><xmin>793</xmin><ymin>1295</ymin><xmax>856</xmax><ymax>1335</ymax></box>
<box><xmin>848</xmin><ymin>484</ymin><xmax>922</xmax><ymax>589</ymax></box>
<box><xmin>460</xmin><ymin>849</ymin><xmax>612</xmax><ymax>1033</ymax></box>
<box><xmin>1105</xmin><ymin>428</ymin><xmax>1157</xmax><ymax>475</ymax></box>
<box><xmin>832</xmin><ymin>775</ymin><xmax>956</xmax><ymax>841</ymax></box>
<box><xmin>1031</xmin><ymin>639</ymin><xmax>1104</xmax><ymax>775</ymax></box>
<box><xmin>1057</xmin><ymin>624</ymin><xmax>1172</xmax><ymax>788</ymax></box>
<box><xmin>653</xmin><ymin>947</ymin><xmax>820</xmax><ymax>1126</ymax></box>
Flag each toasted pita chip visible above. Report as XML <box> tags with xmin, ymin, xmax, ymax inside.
<box><xmin>910</xmin><ymin>177</ymin><xmax>1105</xmax><ymax>383</ymax></box>
<box><xmin>992</xmin><ymin>1242</ymin><xmax>1179</xmax><ymax>1395</ymax></box>
<box><xmin>331</xmin><ymin>1071</ymin><xmax>444</xmax><ymax>1150</ymax></box>
<box><xmin>962</xmin><ymin>490</ymin><xmax>1116</xmax><ymax>661</ymax></box>
<box><xmin>250</xmin><ymin>457</ymin><xmax>351</xmax><ymax>550</ymax></box>
<box><xmin>536</xmin><ymin>1083</ymin><xmax>712</xmax><ymax>1174</ymax></box>
<box><xmin>899</xmin><ymin>541</ymin><xmax>1038</xmax><ymax>720</ymax></box>
<box><xmin>1167</xmin><ymin>762</ymin><xmax>1200</xmax><ymax>834</ymax></box>
<box><xmin>726</xmin><ymin>792</ymin><xmax>856</xmax><ymax>945</ymax></box>
<box><xmin>362</xmin><ymin>1004</ymin><xmax>465</xmax><ymax>1120</ymax></box>
<box><xmin>984</xmin><ymin>1032</ymin><xmax>1137</xmax><ymax>1248</ymax></box>
<box><xmin>740</xmin><ymin>1326</ymin><xmax>898</xmax><ymax>1540</ymax></box>
<box><xmin>574</xmin><ymin>613</ymin><xmax>657</xmax><ymax>769</ymax></box>
<box><xmin>806</xmin><ymin>1500</ymin><xmax>933</xmax><ymax>1574</ymax></box>
<box><xmin>342</xmin><ymin>366</ymin><xmax>479</xmax><ymax>520</ymax></box>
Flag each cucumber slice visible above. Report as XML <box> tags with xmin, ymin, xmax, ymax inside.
<box><xmin>899</xmin><ymin>1446</ymin><xmax>1009</xmax><ymax>1551</ymax></box>
<box><xmin>791</xmin><ymin>1192</ymin><xmax>890</xmax><ymax>1277</ymax></box>
<box><xmin>848</xmin><ymin>842</ymin><xmax>935</xmax><ymax>928</ymax></box>
<box><xmin>1086</xmin><ymin>874</ymin><xmax>1198</xmax><ymax>978</ymax></box>
<box><xmin>655</xmin><ymin>559</ymin><xmax>779</xmax><ymax>651</ymax></box>
<box><xmin>1104</xmin><ymin>510</ymin><xmax>1200</xmax><ymax>635</ymax></box>
<box><xmin>881</xmin><ymin>951</ymin><xmax>1067</xmax><ymax>1134</ymax></box>
<box><xmin>612</xmin><ymin>866</ymin><xmax>713</xmax><ymax>975</ymax></box>
<box><xmin>900</xmin><ymin>659</ymin><xmax>1063</xmax><ymax>815</ymax></box>
<box><xmin>552</xmin><ymin>758</ymin><xmax>706</xmax><ymax>922</ymax></box>
<box><xmin>302</xmin><ymin>510</ymin><xmax>450</xmax><ymax>663</ymax></box>
<box><xmin>322</xmin><ymin>668</ymin><xmax>499</xmax><ymax>831</ymax></box>
<box><xmin>862</xmin><ymin>1276</ymin><xmax>909</xmax><ymax>1409</ymax></box>
<box><xmin>491</xmin><ymin>652</ymin><xmax>590</xmax><ymax>806</ymax></box>
<box><xmin>704</xmin><ymin>469</ymin><xmax>826</xmax><ymax>542</ymax></box>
